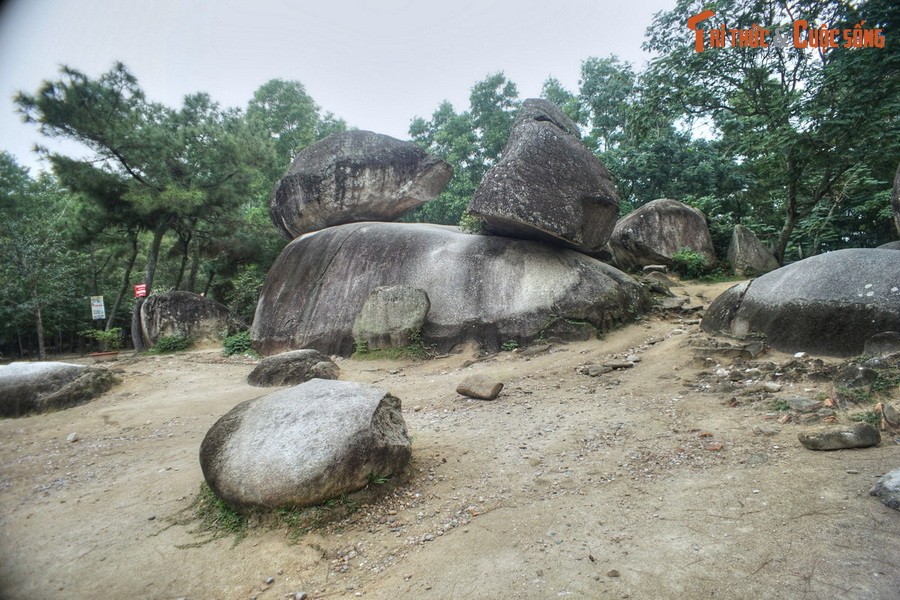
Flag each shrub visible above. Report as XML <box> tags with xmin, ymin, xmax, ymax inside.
<box><xmin>671</xmin><ymin>249</ymin><xmax>709</xmax><ymax>279</ymax></box>
<box><xmin>222</xmin><ymin>331</ymin><xmax>254</xmax><ymax>356</ymax></box>
<box><xmin>79</xmin><ymin>327</ymin><xmax>123</xmax><ymax>352</ymax></box>
<box><xmin>150</xmin><ymin>335</ymin><xmax>193</xmax><ymax>354</ymax></box>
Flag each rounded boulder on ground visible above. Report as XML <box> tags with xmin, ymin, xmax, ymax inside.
<box><xmin>269</xmin><ymin>130</ymin><xmax>452</xmax><ymax>240</ymax></box>
<box><xmin>352</xmin><ymin>286</ymin><xmax>430</xmax><ymax>351</ymax></box>
<box><xmin>251</xmin><ymin>222</ymin><xmax>649</xmax><ymax>356</ymax></box>
<box><xmin>0</xmin><ymin>362</ymin><xmax>118</xmax><ymax>418</ymax></box>
<box><xmin>609</xmin><ymin>198</ymin><xmax>717</xmax><ymax>271</ymax></box>
<box><xmin>140</xmin><ymin>291</ymin><xmax>245</xmax><ymax>348</ymax></box>
<box><xmin>702</xmin><ymin>249</ymin><xmax>900</xmax><ymax>356</ymax></box>
<box><xmin>199</xmin><ymin>379</ymin><xmax>411</xmax><ymax>510</ymax></box>
<box><xmin>727</xmin><ymin>224</ymin><xmax>779</xmax><ymax>276</ymax></box>
<box><xmin>468</xmin><ymin>99</ymin><xmax>619</xmax><ymax>255</ymax></box>
<box><xmin>247</xmin><ymin>349</ymin><xmax>339</xmax><ymax>387</ymax></box>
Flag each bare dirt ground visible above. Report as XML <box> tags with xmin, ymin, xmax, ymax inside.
<box><xmin>1</xmin><ymin>281</ymin><xmax>898</xmax><ymax>600</ymax></box>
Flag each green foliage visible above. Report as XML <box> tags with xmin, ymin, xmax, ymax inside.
<box><xmin>79</xmin><ymin>327</ymin><xmax>123</xmax><ymax>352</ymax></box>
<box><xmin>351</xmin><ymin>342</ymin><xmax>427</xmax><ymax>361</ymax></box>
<box><xmin>150</xmin><ymin>335</ymin><xmax>193</xmax><ymax>354</ymax></box>
<box><xmin>191</xmin><ymin>482</ymin><xmax>249</xmax><ymax>542</ymax></box>
<box><xmin>872</xmin><ymin>369</ymin><xmax>900</xmax><ymax>394</ymax></box>
<box><xmin>771</xmin><ymin>399</ymin><xmax>791</xmax><ymax>412</ymax></box>
<box><xmin>501</xmin><ymin>340</ymin><xmax>519</xmax><ymax>352</ymax></box>
<box><xmin>458</xmin><ymin>212</ymin><xmax>483</xmax><ymax>233</ymax></box>
<box><xmin>224</xmin><ymin>264</ymin><xmax>265</xmax><ymax>325</ymax></box>
<box><xmin>851</xmin><ymin>411</ymin><xmax>881</xmax><ymax>427</ymax></box>
<box><xmin>222</xmin><ymin>331</ymin><xmax>254</xmax><ymax>357</ymax></box>
<box><xmin>836</xmin><ymin>387</ymin><xmax>875</xmax><ymax>404</ymax></box>
<box><xmin>671</xmin><ymin>249</ymin><xmax>709</xmax><ymax>279</ymax></box>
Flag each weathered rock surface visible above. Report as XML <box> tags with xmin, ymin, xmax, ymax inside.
<box><xmin>865</xmin><ymin>332</ymin><xmax>900</xmax><ymax>358</ymax></box>
<box><xmin>247</xmin><ymin>350</ymin><xmax>339</xmax><ymax>387</ymax></box>
<box><xmin>727</xmin><ymin>224</ymin><xmax>779</xmax><ymax>276</ymax></box>
<box><xmin>798</xmin><ymin>423</ymin><xmax>880</xmax><ymax>450</ymax></box>
<box><xmin>870</xmin><ymin>468</ymin><xmax>900</xmax><ymax>510</ymax></box>
<box><xmin>702</xmin><ymin>249</ymin><xmax>900</xmax><ymax>356</ymax></box>
<box><xmin>352</xmin><ymin>286</ymin><xmax>430</xmax><ymax>351</ymax></box>
<box><xmin>199</xmin><ymin>379</ymin><xmax>411</xmax><ymax>510</ymax></box>
<box><xmin>468</xmin><ymin>99</ymin><xmax>619</xmax><ymax>255</ymax></box>
<box><xmin>140</xmin><ymin>291</ymin><xmax>245</xmax><ymax>348</ymax></box>
<box><xmin>0</xmin><ymin>362</ymin><xmax>117</xmax><ymax>418</ymax></box>
<box><xmin>269</xmin><ymin>130</ymin><xmax>452</xmax><ymax>239</ymax></box>
<box><xmin>609</xmin><ymin>199</ymin><xmax>717</xmax><ymax>271</ymax></box>
<box><xmin>456</xmin><ymin>375</ymin><xmax>504</xmax><ymax>400</ymax></box>
<box><xmin>252</xmin><ymin>222</ymin><xmax>649</xmax><ymax>356</ymax></box>
<box><xmin>878</xmin><ymin>241</ymin><xmax>900</xmax><ymax>250</ymax></box>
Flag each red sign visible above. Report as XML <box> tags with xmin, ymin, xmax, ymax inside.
<box><xmin>134</xmin><ymin>284</ymin><xmax>147</xmax><ymax>298</ymax></box>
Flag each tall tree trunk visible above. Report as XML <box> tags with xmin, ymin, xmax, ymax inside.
<box><xmin>131</xmin><ymin>220</ymin><xmax>169</xmax><ymax>351</ymax></box>
<box><xmin>16</xmin><ymin>327</ymin><xmax>23</xmax><ymax>359</ymax></box>
<box><xmin>187</xmin><ymin>242</ymin><xmax>201</xmax><ymax>293</ymax></box>
<box><xmin>174</xmin><ymin>231</ymin><xmax>192</xmax><ymax>290</ymax></box>
<box><xmin>773</xmin><ymin>158</ymin><xmax>800</xmax><ymax>265</ymax></box>
<box><xmin>202</xmin><ymin>271</ymin><xmax>215</xmax><ymax>296</ymax></box>
<box><xmin>33</xmin><ymin>286</ymin><xmax>46</xmax><ymax>360</ymax></box>
<box><xmin>106</xmin><ymin>231</ymin><xmax>139</xmax><ymax>331</ymax></box>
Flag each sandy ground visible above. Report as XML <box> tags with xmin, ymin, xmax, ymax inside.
<box><xmin>1</xmin><ymin>282</ymin><xmax>898</xmax><ymax>600</ymax></box>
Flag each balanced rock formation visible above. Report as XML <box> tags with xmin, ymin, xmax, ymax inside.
<box><xmin>468</xmin><ymin>99</ymin><xmax>619</xmax><ymax>255</ymax></box>
<box><xmin>199</xmin><ymin>379</ymin><xmax>411</xmax><ymax>510</ymax></box>
<box><xmin>247</xmin><ymin>349</ymin><xmax>339</xmax><ymax>387</ymax></box>
<box><xmin>609</xmin><ymin>199</ymin><xmax>717</xmax><ymax>271</ymax></box>
<box><xmin>269</xmin><ymin>130</ymin><xmax>452</xmax><ymax>239</ymax></box>
<box><xmin>727</xmin><ymin>224</ymin><xmax>779</xmax><ymax>276</ymax></box>
<box><xmin>702</xmin><ymin>249</ymin><xmax>900</xmax><ymax>356</ymax></box>
<box><xmin>251</xmin><ymin>222</ymin><xmax>649</xmax><ymax>356</ymax></box>
<box><xmin>140</xmin><ymin>291</ymin><xmax>245</xmax><ymax>348</ymax></box>
<box><xmin>352</xmin><ymin>286</ymin><xmax>430</xmax><ymax>351</ymax></box>
<box><xmin>0</xmin><ymin>362</ymin><xmax>118</xmax><ymax>418</ymax></box>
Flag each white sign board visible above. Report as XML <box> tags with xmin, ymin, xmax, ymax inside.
<box><xmin>90</xmin><ymin>296</ymin><xmax>106</xmax><ymax>320</ymax></box>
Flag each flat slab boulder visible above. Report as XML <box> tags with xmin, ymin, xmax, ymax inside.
<box><xmin>247</xmin><ymin>349</ymin><xmax>339</xmax><ymax>387</ymax></box>
<box><xmin>269</xmin><ymin>130</ymin><xmax>452</xmax><ymax>239</ymax></box>
<box><xmin>468</xmin><ymin>99</ymin><xmax>619</xmax><ymax>255</ymax></box>
<box><xmin>609</xmin><ymin>199</ymin><xmax>717</xmax><ymax>271</ymax></box>
<box><xmin>702</xmin><ymin>249</ymin><xmax>900</xmax><ymax>356</ymax></box>
<box><xmin>727</xmin><ymin>224</ymin><xmax>779</xmax><ymax>276</ymax></box>
<box><xmin>199</xmin><ymin>379</ymin><xmax>411</xmax><ymax>510</ymax></box>
<box><xmin>352</xmin><ymin>286</ymin><xmax>430</xmax><ymax>350</ymax></box>
<box><xmin>0</xmin><ymin>362</ymin><xmax>117</xmax><ymax>418</ymax></box>
<box><xmin>140</xmin><ymin>291</ymin><xmax>245</xmax><ymax>347</ymax></box>
<box><xmin>251</xmin><ymin>222</ymin><xmax>649</xmax><ymax>356</ymax></box>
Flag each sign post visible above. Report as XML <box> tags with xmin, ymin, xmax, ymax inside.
<box><xmin>134</xmin><ymin>283</ymin><xmax>147</xmax><ymax>298</ymax></box>
<box><xmin>90</xmin><ymin>296</ymin><xmax>106</xmax><ymax>321</ymax></box>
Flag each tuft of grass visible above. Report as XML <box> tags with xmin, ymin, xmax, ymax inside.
<box><xmin>771</xmin><ymin>399</ymin><xmax>791</xmax><ymax>412</ymax></box>
<box><xmin>851</xmin><ymin>411</ymin><xmax>881</xmax><ymax>427</ymax></box>
<box><xmin>150</xmin><ymin>335</ymin><xmax>193</xmax><ymax>354</ymax></box>
<box><xmin>501</xmin><ymin>340</ymin><xmax>520</xmax><ymax>352</ymax></box>
<box><xmin>222</xmin><ymin>331</ymin><xmax>256</xmax><ymax>357</ymax></box>
<box><xmin>186</xmin><ymin>482</ymin><xmax>249</xmax><ymax>546</ymax></box>
<box><xmin>872</xmin><ymin>369</ymin><xmax>900</xmax><ymax>394</ymax></box>
<box><xmin>836</xmin><ymin>386</ymin><xmax>875</xmax><ymax>404</ymax></box>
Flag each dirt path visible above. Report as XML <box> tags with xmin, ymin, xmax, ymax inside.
<box><xmin>1</xmin><ymin>282</ymin><xmax>898</xmax><ymax>599</ymax></box>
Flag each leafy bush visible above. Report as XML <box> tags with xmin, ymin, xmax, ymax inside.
<box><xmin>79</xmin><ymin>327</ymin><xmax>123</xmax><ymax>352</ymax></box>
<box><xmin>150</xmin><ymin>335</ymin><xmax>193</xmax><ymax>354</ymax></box>
<box><xmin>501</xmin><ymin>340</ymin><xmax>520</xmax><ymax>352</ymax></box>
<box><xmin>671</xmin><ymin>249</ymin><xmax>709</xmax><ymax>279</ymax></box>
<box><xmin>851</xmin><ymin>411</ymin><xmax>881</xmax><ymax>427</ymax></box>
<box><xmin>222</xmin><ymin>331</ymin><xmax>254</xmax><ymax>356</ymax></box>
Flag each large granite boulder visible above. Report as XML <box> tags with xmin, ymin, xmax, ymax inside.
<box><xmin>199</xmin><ymin>379</ymin><xmax>411</xmax><ymax>510</ymax></box>
<box><xmin>727</xmin><ymin>224</ymin><xmax>780</xmax><ymax>276</ymax></box>
<box><xmin>247</xmin><ymin>349</ymin><xmax>339</xmax><ymax>387</ymax></box>
<box><xmin>269</xmin><ymin>130</ymin><xmax>452</xmax><ymax>239</ymax></box>
<box><xmin>702</xmin><ymin>249</ymin><xmax>900</xmax><ymax>356</ymax></box>
<box><xmin>609</xmin><ymin>199</ymin><xmax>717</xmax><ymax>271</ymax></box>
<box><xmin>352</xmin><ymin>286</ymin><xmax>430</xmax><ymax>351</ymax></box>
<box><xmin>878</xmin><ymin>241</ymin><xmax>900</xmax><ymax>250</ymax></box>
<box><xmin>467</xmin><ymin>99</ymin><xmax>619</xmax><ymax>255</ymax></box>
<box><xmin>251</xmin><ymin>222</ymin><xmax>649</xmax><ymax>356</ymax></box>
<box><xmin>0</xmin><ymin>362</ymin><xmax>118</xmax><ymax>418</ymax></box>
<box><xmin>140</xmin><ymin>291</ymin><xmax>245</xmax><ymax>348</ymax></box>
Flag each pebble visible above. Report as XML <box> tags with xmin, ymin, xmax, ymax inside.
<box><xmin>670</xmin><ymin>329</ymin><xmax>686</xmax><ymax>336</ymax></box>
<box><xmin>763</xmin><ymin>382</ymin><xmax>782</xmax><ymax>393</ymax></box>
<box><xmin>294</xmin><ymin>593</ymin><xmax>308</xmax><ymax>600</ymax></box>
<box><xmin>422</xmin><ymin>534</ymin><xmax>435</xmax><ymax>542</ymax></box>
<box><xmin>607</xmin><ymin>569</ymin><xmax>620</xmax><ymax>577</ymax></box>
<box><xmin>265</xmin><ymin>576</ymin><xmax>275</xmax><ymax>585</ymax></box>
<box><xmin>66</xmin><ymin>432</ymin><xmax>79</xmax><ymax>443</ymax></box>
<box><xmin>147</xmin><ymin>514</ymin><xmax>156</xmax><ymax>521</ymax></box>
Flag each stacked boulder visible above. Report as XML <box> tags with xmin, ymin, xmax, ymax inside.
<box><xmin>252</xmin><ymin>107</ymin><xmax>651</xmax><ymax>357</ymax></box>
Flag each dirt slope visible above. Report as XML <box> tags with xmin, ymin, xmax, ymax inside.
<box><xmin>1</xmin><ymin>282</ymin><xmax>898</xmax><ymax>600</ymax></box>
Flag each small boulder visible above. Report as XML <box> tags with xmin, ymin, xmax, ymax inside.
<box><xmin>247</xmin><ymin>350</ymin><xmax>339</xmax><ymax>387</ymax></box>
<box><xmin>468</xmin><ymin>99</ymin><xmax>619</xmax><ymax>255</ymax></box>
<box><xmin>456</xmin><ymin>375</ymin><xmax>504</xmax><ymax>400</ymax></box>
<box><xmin>200</xmin><ymin>379</ymin><xmax>411</xmax><ymax>510</ymax></box>
<box><xmin>352</xmin><ymin>286</ymin><xmax>430</xmax><ymax>351</ymax></box>
<box><xmin>140</xmin><ymin>291</ymin><xmax>245</xmax><ymax>348</ymax></box>
<box><xmin>269</xmin><ymin>130</ymin><xmax>452</xmax><ymax>239</ymax></box>
<box><xmin>609</xmin><ymin>199</ymin><xmax>717</xmax><ymax>271</ymax></box>
<box><xmin>870</xmin><ymin>468</ymin><xmax>900</xmax><ymax>510</ymax></box>
<box><xmin>727</xmin><ymin>224</ymin><xmax>779</xmax><ymax>276</ymax></box>
<box><xmin>0</xmin><ymin>362</ymin><xmax>118</xmax><ymax>418</ymax></box>
<box><xmin>865</xmin><ymin>332</ymin><xmax>900</xmax><ymax>358</ymax></box>
<box><xmin>798</xmin><ymin>422</ymin><xmax>880</xmax><ymax>451</ymax></box>
<box><xmin>783</xmin><ymin>396</ymin><xmax>821</xmax><ymax>413</ymax></box>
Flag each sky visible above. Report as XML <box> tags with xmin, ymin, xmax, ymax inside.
<box><xmin>0</xmin><ymin>0</ymin><xmax>675</xmax><ymax>173</ymax></box>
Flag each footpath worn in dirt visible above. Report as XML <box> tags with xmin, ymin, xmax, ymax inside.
<box><xmin>1</xmin><ymin>283</ymin><xmax>898</xmax><ymax>599</ymax></box>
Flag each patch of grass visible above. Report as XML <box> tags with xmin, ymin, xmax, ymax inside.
<box><xmin>185</xmin><ymin>482</ymin><xmax>249</xmax><ymax>546</ymax></box>
<box><xmin>150</xmin><ymin>335</ymin><xmax>193</xmax><ymax>354</ymax></box>
<box><xmin>369</xmin><ymin>472</ymin><xmax>390</xmax><ymax>485</ymax></box>
<box><xmin>872</xmin><ymin>369</ymin><xmax>900</xmax><ymax>394</ymax></box>
<box><xmin>501</xmin><ymin>340</ymin><xmax>520</xmax><ymax>352</ymax></box>
<box><xmin>352</xmin><ymin>330</ymin><xmax>429</xmax><ymax>360</ymax></box>
<box><xmin>836</xmin><ymin>386</ymin><xmax>875</xmax><ymax>404</ymax></box>
<box><xmin>222</xmin><ymin>331</ymin><xmax>256</xmax><ymax>357</ymax></box>
<box><xmin>771</xmin><ymin>399</ymin><xmax>791</xmax><ymax>412</ymax></box>
<box><xmin>851</xmin><ymin>411</ymin><xmax>881</xmax><ymax>427</ymax></box>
